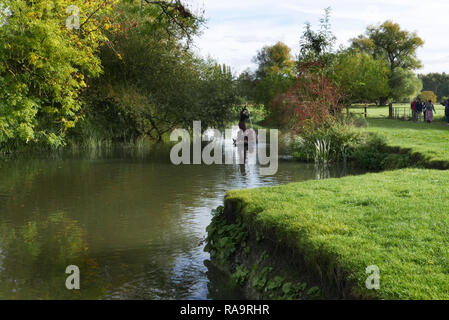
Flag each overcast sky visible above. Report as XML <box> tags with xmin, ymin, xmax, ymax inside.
<box><xmin>189</xmin><ymin>0</ymin><xmax>449</xmax><ymax>75</ymax></box>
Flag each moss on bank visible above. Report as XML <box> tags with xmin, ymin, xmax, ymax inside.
<box><xmin>207</xmin><ymin>169</ymin><xmax>449</xmax><ymax>300</ymax></box>
<box><xmin>205</xmin><ymin>206</ymin><xmax>326</xmax><ymax>300</ymax></box>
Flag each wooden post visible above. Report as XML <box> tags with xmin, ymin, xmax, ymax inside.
<box><xmin>389</xmin><ymin>103</ymin><xmax>393</xmax><ymax>119</ymax></box>
<box><xmin>364</xmin><ymin>105</ymin><xmax>367</xmax><ymax>119</ymax></box>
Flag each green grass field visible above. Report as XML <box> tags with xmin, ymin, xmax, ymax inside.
<box><xmin>349</xmin><ymin>103</ymin><xmax>446</xmax><ymax>119</ymax></box>
<box><xmin>348</xmin><ymin>103</ymin><xmax>449</xmax><ymax>164</ymax></box>
<box><xmin>226</xmin><ymin>169</ymin><xmax>449</xmax><ymax>299</ymax></box>
<box><xmin>362</xmin><ymin>118</ymin><xmax>449</xmax><ymax>164</ymax></box>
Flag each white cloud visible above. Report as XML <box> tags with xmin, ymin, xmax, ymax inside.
<box><xmin>190</xmin><ymin>0</ymin><xmax>449</xmax><ymax>74</ymax></box>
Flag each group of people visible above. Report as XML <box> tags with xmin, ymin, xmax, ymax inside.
<box><xmin>410</xmin><ymin>98</ymin><xmax>436</xmax><ymax>123</ymax></box>
<box><xmin>411</xmin><ymin>98</ymin><xmax>449</xmax><ymax>125</ymax></box>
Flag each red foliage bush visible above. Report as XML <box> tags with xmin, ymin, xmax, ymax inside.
<box><xmin>271</xmin><ymin>62</ymin><xmax>344</xmax><ymax>133</ymax></box>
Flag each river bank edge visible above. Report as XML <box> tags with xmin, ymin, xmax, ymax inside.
<box><xmin>204</xmin><ymin>143</ymin><xmax>449</xmax><ymax>300</ymax></box>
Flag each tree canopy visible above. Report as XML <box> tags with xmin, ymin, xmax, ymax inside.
<box><xmin>0</xmin><ymin>0</ymin><xmax>119</xmax><ymax>149</ymax></box>
<box><xmin>253</xmin><ymin>41</ymin><xmax>295</xmax><ymax>79</ymax></box>
<box><xmin>350</xmin><ymin>20</ymin><xmax>424</xmax><ymax>102</ymax></box>
<box><xmin>297</xmin><ymin>7</ymin><xmax>336</xmax><ymax>66</ymax></box>
<box><xmin>332</xmin><ymin>51</ymin><xmax>390</xmax><ymax>103</ymax></box>
<box><xmin>75</xmin><ymin>0</ymin><xmax>237</xmax><ymax>143</ymax></box>
<box><xmin>240</xmin><ymin>41</ymin><xmax>296</xmax><ymax>107</ymax></box>
<box><xmin>350</xmin><ymin>20</ymin><xmax>424</xmax><ymax>72</ymax></box>
<box><xmin>389</xmin><ymin>68</ymin><xmax>423</xmax><ymax>102</ymax></box>
<box><xmin>0</xmin><ymin>0</ymin><xmax>238</xmax><ymax>150</ymax></box>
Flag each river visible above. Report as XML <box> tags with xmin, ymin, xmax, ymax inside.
<box><xmin>0</xmin><ymin>135</ymin><xmax>362</xmax><ymax>299</ymax></box>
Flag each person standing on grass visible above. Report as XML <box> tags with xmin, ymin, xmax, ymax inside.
<box><xmin>422</xmin><ymin>99</ymin><xmax>427</xmax><ymax>122</ymax></box>
<box><xmin>442</xmin><ymin>99</ymin><xmax>449</xmax><ymax>125</ymax></box>
<box><xmin>411</xmin><ymin>98</ymin><xmax>417</xmax><ymax>122</ymax></box>
<box><xmin>424</xmin><ymin>100</ymin><xmax>436</xmax><ymax>123</ymax></box>
<box><xmin>415</xmin><ymin>98</ymin><xmax>423</xmax><ymax>122</ymax></box>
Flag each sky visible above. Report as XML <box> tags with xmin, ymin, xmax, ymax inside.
<box><xmin>188</xmin><ymin>0</ymin><xmax>449</xmax><ymax>75</ymax></box>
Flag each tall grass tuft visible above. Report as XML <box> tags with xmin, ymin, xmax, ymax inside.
<box><xmin>293</xmin><ymin>120</ymin><xmax>362</xmax><ymax>164</ymax></box>
<box><xmin>314</xmin><ymin>138</ymin><xmax>331</xmax><ymax>164</ymax></box>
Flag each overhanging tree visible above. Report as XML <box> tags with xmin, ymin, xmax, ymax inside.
<box><xmin>77</xmin><ymin>0</ymin><xmax>237</xmax><ymax>142</ymax></box>
<box><xmin>0</xmin><ymin>0</ymin><xmax>120</xmax><ymax>149</ymax></box>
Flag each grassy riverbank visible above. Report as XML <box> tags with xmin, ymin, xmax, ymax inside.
<box><xmin>350</xmin><ymin>104</ymin><xmax>449</xmax><ymax>164</ymax></box>
<box><xmin>205</xmin><ymin>111</ymin><xmax>449</xmax><ymax>300</ymax></box>
<box><xmin>224</xmin><ymin>169</ymin><xmax>449</xmax><ymax>299</ymax></box>
<box><xmin>362</xmin><ymin>118</ymin><xmax>449</xmax><ymax>165</ymax></box>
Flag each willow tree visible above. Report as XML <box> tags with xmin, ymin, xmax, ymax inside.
<box><xmin>350</xmin><ymin>21</ymin><xmax>424</xmax><ymax>103</ymax></box>
<box><xmin>251</xmin><ymin>41</ymin><xmax>296</xmax><ymax>111</ymax></box>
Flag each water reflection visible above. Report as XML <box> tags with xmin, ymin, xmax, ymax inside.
<box><xmin>0</xmin><ymin>140</ymin><xmax>363</xmax><ymax>299</ymax></box>
<box><xmin>0</xmin><ymin>212</ymin><xmax>106</xmax><ymax>299</ymax></box>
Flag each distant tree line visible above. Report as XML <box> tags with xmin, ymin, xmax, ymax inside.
<box><xmin>418</xmin><ymin>73</ymin><xmax>449</xmax><ymax>101</ymax></box>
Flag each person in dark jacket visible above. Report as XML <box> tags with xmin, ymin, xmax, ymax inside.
<box><xmin>415</xmin><ymin>98</ymin><xmax>423</xmax><ymax>122</ymax></box>
<box><xmin>239</xmin><ymin>107</ymin><xmax>250</xmax><ymax>131</ymax></box>
<box><xmin>442</xmin><ymin>99</ymin><xmax>449</xmax><ymax>125</ymax></box>
<box><xmin>234</xmin><ymin>106</ymin><xmax>251</xmax><ymax>146</ymax></box>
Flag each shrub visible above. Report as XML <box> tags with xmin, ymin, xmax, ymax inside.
<box><xmin>382</xmin><ymin>153</ymin><xmax>412</xmax><ymax>169</ymax></box>
<box><xmin>419</xmin><ymin>91</ymin><xmax>437</xmax><ymax>103</ymax></box>
<box><xmin>271</xmin><ymin>62</ymin><xmax>344</xmax><ymax>133</ymax></box>
<box><xmin>292</xmin><ymin>120</ymin><xmax>362</xmax><ymax>163</ymax></box>
<box><xmin>350</xmin><ymin>133</ymin><xmax>389</xmax><ymax>170</ymax></box>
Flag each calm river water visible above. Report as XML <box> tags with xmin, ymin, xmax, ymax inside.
<box><xmin>0</xmin><ymin>136</ymin><xmax>362</xmax><ymax>299</ymax></box>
